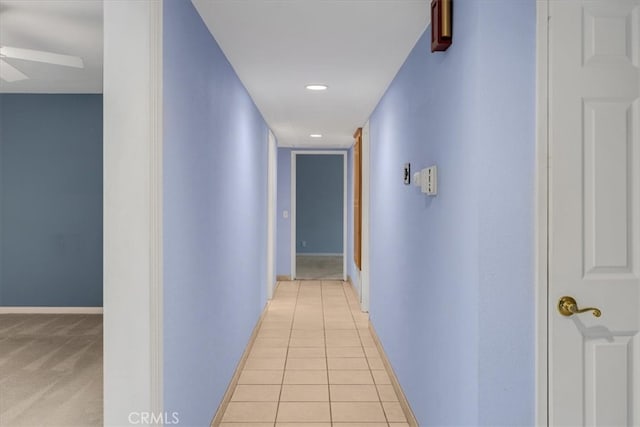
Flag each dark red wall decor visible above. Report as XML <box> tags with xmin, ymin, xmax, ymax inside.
<box><xmin>431</xmin><ymin>0</ymin><xmax>452</xmax><ymax>52</ymax></box>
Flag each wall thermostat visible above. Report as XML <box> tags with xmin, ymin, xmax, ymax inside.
<box><xmin>413</xmin><ymin>165</ymin><xmax>438</xmax><ymax>196</ymax></box>
<box><xmin>421</xmin><ymin>165</ymin><xmax>437</xmax><ymax>196</ymax></box>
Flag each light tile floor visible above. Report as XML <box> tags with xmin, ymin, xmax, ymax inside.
<box><xmin>219</xmin><ymin>280</ymin><xmax>410</xmax><ymax>427</ymax></box>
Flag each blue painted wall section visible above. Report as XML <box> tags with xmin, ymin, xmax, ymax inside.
<box><xmin>296</xmin><ymin>154</ymin><xmax>343</xmax><ymax>254</ymax></box>
<box><xmin>163</xmin><ymin>1</ymin><xmax>268</xmax><ymax>424</ymax></box>
<box><xmin>276</xmin><ymin>148</ymin><xmax>292</xmax><ymax>277</ymax></box>
<box><xmin>475</xmin><ymin>1</ymin><xmax>535</xmax><ymax>424</ymax></box>
<box><xmin>368</xmin><ymin>0</ymin><xmax>535</xmax><ymax>425</ymax></box>
<box><xmin>0</xmin><ymin>94</ymin><xmax>103</xmax><ymax>307</ymax></box>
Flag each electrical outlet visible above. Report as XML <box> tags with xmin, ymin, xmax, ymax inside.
<box><xmin>302</xmin><ymin>240</ymin><xmax>307</xmax><ymax>247</ymax></box>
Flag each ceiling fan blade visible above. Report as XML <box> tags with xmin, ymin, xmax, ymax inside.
<box><xmin>0</xmin><ymin>46</ymin><xmax>84</xmax><ymax>68</ymax></box>
<box><xmin>0</xmin><ymin>59</ymin><xmax>28</xmax><ymax>82</ymax></box>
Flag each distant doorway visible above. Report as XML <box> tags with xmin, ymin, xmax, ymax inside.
<box><xmin>291</xmin><ymin>151</ymin><xmax>347</xmax><ymax>281</ymax></box>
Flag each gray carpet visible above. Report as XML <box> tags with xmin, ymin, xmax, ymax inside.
<box><xmin>0</xmin><ymin>314</ymin><xmax>102</xmax><ymax>426</ymax></box>
<box><xmin>296</xmin><ymin>255</ymin><xmax>343</xmax><ymax>280</ymax></box>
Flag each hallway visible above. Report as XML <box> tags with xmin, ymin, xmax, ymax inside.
<box><xmin>103</xmin><ymin>0</ymin><xmax>536</xmax><ymax>423</ymax></box>
<box><xmin>219</xmin><ymin>280</ymin><xmax>411</xmax><ymax>426</ymax></box>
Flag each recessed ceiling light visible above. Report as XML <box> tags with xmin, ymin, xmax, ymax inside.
<box><xmin>310</xmin><ymin>134</ymin><xmax>323</xmax><ymax>138</ymax></box>
<box><xmin>305</xmin><ymin>84</ymin><xmax>328</xmax><ymax>91</ymax></box>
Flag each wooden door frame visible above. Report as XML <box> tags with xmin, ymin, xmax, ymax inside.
<box><xmin>290</xmin><ymin>150</ymin><xmax>348</xmax><ymax>281</ymax></box>
<box><xmin>354</xmin><ymin>129</ymin><xmax>362</xmax><ymax>272</ymax></box>
<box><xmin>535</xmin><ymin>0</ymin><xmax>549</xmax><ymax>424</ymax></box>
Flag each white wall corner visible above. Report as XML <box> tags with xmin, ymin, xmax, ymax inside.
<box><xmin>103</xmin><ymin>1</ymin><xmax>163</xmax><ymax>425</ymax></box>
<box><xmin>267</xmin><ymin>131</ymin><xmax>277</xmax><ymax>299</ymax></box>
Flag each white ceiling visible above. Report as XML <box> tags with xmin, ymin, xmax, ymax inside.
<box><xmin>0</xmin><ymin>1</ymin><xmax>428</xmax><ymax>147</ymax></box>
<box><xmin>193</xmin><ymin>0</ymin><xmax>429</xmax><ymax>148</ymax></box>
<box><xmin>0</xmin><ymin>0</ymin><xmax>103</xmax><ymax>93</ymax></box>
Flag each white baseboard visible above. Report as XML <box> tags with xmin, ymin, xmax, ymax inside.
<box><xmin>0</xmin><ymin>307</ymin><xmax>103</xmax><ymax>314</ymax></box>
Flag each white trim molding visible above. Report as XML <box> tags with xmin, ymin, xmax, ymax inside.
<box><xmin>290</xmin><ymin>151</ymin><xmax>297</xmax><ymax>279</ymax></box>
<box><xmin>535</xmin><ymin>0</ymin><xmax>549</xmax><ymax>425</ymax></box>
<box><xmin>103</xmin><ymin>1</ymin><xmax>163</xmax><ymax>425</ymax></box>
<box><xmin>148</xmin><ymin>1</ymin><xmax>164</xmax><ymax>420</ymax></box>
<box><xmin>343</xmin><ymin>150</ymin><xmax>348</xmax><ymax>282</ymax></box>
<box><xmin>0</xmin><ymin>307</ymin><xmax>103</xmax><ymax>314</ymax></box>
<box><xmin>267</xmin><ymin>131</ymin><xmax>278</xmax><ymax>299</ymax></box>
<box><xmin>290</xmin><ymin>150</ymin><xmax>348</xmax><ymax>282</ymax></box>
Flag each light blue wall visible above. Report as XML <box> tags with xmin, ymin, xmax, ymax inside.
<box><xmin>163</xmin><ymin>1</ymin><xmax>268</xmax><ymax>425</ymax></box>
<box><xmin>276</xmin><ymin>148</ymin><xmax>292</xmax><ymax>277</ymax></box>
<box><xmin>475</xmin><ymin>2</ymin><xmax>535</xmax><ymax>423</ymax></box>
<box><xmin>368</xmin><ymin>0</ymin><xmax>535</xmax><ymax>425</ymax></box>
<box><xmin>296</xmin><ymin>154</ymin><xmax>343</xmax><ymax>254</ymax></box>
<box><xmin>0</xmin><ymin>94</ymin><xmax>103</xmax><ymax>307</ymax></box>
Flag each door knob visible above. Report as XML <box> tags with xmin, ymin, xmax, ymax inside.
<box><xmin>558</xmin><ymin>296</ymin><xmax>601</xmax><ymax>317</ymax></box>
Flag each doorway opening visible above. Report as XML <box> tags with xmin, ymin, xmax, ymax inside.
<box><xmin>291</xmin><ymin>151</ymin><xmax>347</xmax><ymax>281</ymax></box>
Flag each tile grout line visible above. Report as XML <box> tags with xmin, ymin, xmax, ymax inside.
<box><xmin>231</xmin><ymin>279</ymin><xmax>403</xmax><ymax>425</ymax></box>
<box><xmin>320</xmin><ymin>280</ymin><xmax>332</xmax><ymax>424</ymax></box>
<box><xmin>273</xmin><ymin>279</ymin><xmax>300</xmax><ymax>426</ymax></box>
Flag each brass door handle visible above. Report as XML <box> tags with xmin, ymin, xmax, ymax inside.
<box><xmin>558</xmin><ymin>296</ymin><xmax>601</xmax><ymax>317</ymax></box>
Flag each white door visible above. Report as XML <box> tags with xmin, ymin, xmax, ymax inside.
<box><xmin>548</xmin><ymin>0</ymin><xmax>640</xmax><ymax>425</ymax></box>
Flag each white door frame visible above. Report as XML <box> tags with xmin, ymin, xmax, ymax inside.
<box><xmin>103</xmin><ymin>1</ymin><xmax>163</xmax><ymax>424</ymax></box>
<box><xmin>360</xmin><ymin>122</ymin><xmax>371</xmax><ymax>312</ymax></box>
<box><xmin>535</xmin><ymin>0</ymin><xmax>549</xmax><ymax>424</ymax></box>
<box><xmin>291</xmin><ymin>150</ymin><xmax>348</xmax><ymax>281</ymax></box>
<box><xmin>266</xmin><ymin>131</ymin><xmax>277</xmax><ymax>298</ymax></box>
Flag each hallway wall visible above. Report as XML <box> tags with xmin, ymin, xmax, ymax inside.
<box><xmin>163</xmin><ymin>1</ymin><xmax>268</xmax><ymax>425</ymax></box>
<box><xmin>0</xmin><ymin>94</ymin><xmax>103</xmax><ymax>307</ymax></box>
<box><xmin>368</xmin><ymin>0</ymin><xmax>535</xmax><ymax>425</ymax></box>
